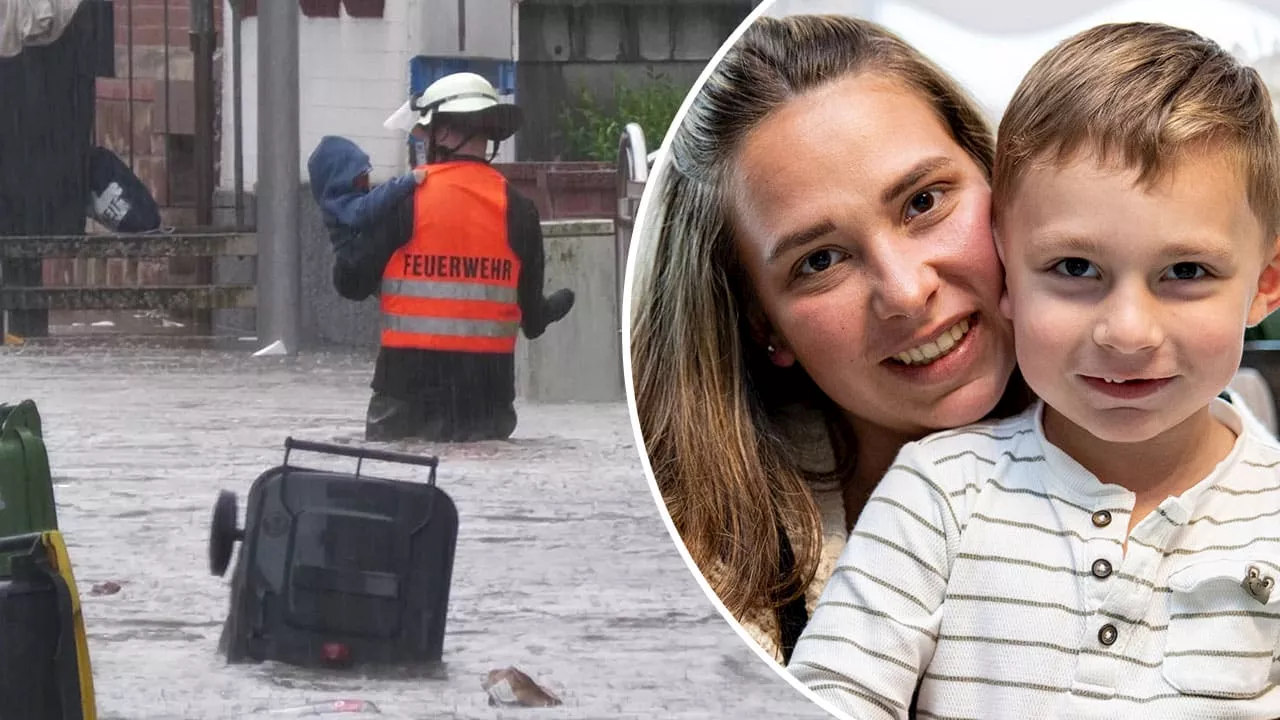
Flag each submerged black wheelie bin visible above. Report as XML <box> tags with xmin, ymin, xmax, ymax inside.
<box><xmin>210</xmin><ymin>438</ymin><xmax>459</xmax><ymax>670</ymax></box>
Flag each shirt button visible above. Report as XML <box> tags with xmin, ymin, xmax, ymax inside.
<box><xmin>1092</xmin><ymin>510</ymin><xmax>1112</xmax><ymax>527</ymax></box>
<box><xmin>1098</xmin><ymin>624</ymin><xmax>1118</xmax><ymax>646</ymax></box>
<box><xmin>1092</xmin><ymin>559</ymin><xmax>1113</xmax><ymax>579</ymax></box>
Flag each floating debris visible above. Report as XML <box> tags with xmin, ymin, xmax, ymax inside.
<box><xmin>253</xmin><ymin>339</ymin><xmax>288</xmax><ymax>357</ymax></box>
<box><xmin>90</xmin><ymin>580</ymin><xmax>122</xmax><ymax>596</ymax></box>
<box><xmin>482</xmin><ymin>667</ymin><xmax>563</xmax><ymax>707</ymax></box>
<box><xmin>256</xmin><ymin>699</ymin><xmax>381</xmax><ymax>716</ymax></box>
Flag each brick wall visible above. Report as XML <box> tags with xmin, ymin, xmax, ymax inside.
<box><xmin>44</xmin><ymin>0</ymin><xmax>228</xmax><ymax>296</ymax></box>
<box><xmin>96</xmin><ymin>0</ymin><xmax>223</xmax><ymax>216</ymax></box>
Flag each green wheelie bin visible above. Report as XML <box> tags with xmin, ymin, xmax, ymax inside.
<box><xmin>0</xmin><ymin>400</ymin><xmax>97</xmax><ymax>718</ymax></box>
<box><xmin>0</xmin><ymin>400</ymin><xmax>59</xmax><ymax>572</ymax></box>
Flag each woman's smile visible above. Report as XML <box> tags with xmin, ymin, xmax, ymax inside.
<box><xmin>889</xmin><ymin>315</ymin><xmax>972</xmax><ymax>366</ymax></box>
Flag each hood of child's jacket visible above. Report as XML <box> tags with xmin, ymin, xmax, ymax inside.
<box><xmin>306</xmin><ymin>135</ymin><xmax>371</xmax><ymax>207</ymax></box>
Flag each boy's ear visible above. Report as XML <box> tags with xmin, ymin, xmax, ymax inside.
<box><xmin>1247</xmin><ymin>235</ymin><xmax>1280</xmax><ymax>327</ymax></box>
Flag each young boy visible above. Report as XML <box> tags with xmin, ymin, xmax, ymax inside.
<box><xmin>306</xmin><ymin>134</ymin><xmax>426</xmax><ymax>253</ymax></box>
<box><xmin>789</xmin><ymin>22</ymin><xmax>1280</xmax><ymax>720</ymax></box>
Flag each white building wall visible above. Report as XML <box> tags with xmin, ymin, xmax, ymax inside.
<box><xmin>409</xmin><ymin>0</ymin><xmax>517</xmax><ymax>58</ymax></box>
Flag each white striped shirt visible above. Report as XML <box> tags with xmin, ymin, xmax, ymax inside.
<box><xmin>789</xmin><ymin>397</ymin><xmax>1280</xmax><ymax>720</ymax></box>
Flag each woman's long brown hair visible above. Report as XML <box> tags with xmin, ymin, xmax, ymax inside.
<box><xmin>629</xmin><ymin>14</ymin><xmax>997</xmax><ymax>620</ymax></box>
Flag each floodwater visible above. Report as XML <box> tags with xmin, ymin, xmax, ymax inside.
<box><xmin>1</xmin><ymin>346</ymin><xmax>828</xmax><ymax>720</ymax></box>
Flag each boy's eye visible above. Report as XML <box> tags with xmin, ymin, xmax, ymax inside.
<box><xmin>799</xmin><ymin>248</ymin><xmax>849</xmax><ymax>275</ymax></box>
<box><xmin>1164</xmin><ymin>262</ymin><xmax>1207</xmax><ymax>281</ymax></box>
<box><xmin>905</xmin><ymin>189</ymin><xmax>943</xmax><ymax>220</ymax></box>
<box><xmin>1053</xmin><ymin>257</ymin><xmax>1098</xmax><ymax>278</ymax></box>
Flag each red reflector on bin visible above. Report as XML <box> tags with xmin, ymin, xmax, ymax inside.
<box><xmin>321</xmin><ymin>642</ymin><xmax>350</xmax><ymax>663</ymax></box>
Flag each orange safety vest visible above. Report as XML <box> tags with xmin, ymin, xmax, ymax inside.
<box><xmin>380</xmin><ymin>161</ymin><xmax>522</xmax><ymax>353</ymax></box>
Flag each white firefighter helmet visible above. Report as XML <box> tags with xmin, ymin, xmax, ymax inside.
<box><xmin>383</xmin><ymin>72</ymin><xmax>522</xmax><ymax>142</ymax></box>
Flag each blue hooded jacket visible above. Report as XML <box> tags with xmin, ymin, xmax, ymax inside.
<box><xmin>307</xmin><ymin>135</ymin><xmax>417</xmax><ymax>230</ymax></box>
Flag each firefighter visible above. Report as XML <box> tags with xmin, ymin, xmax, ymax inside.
<box><xmin>333</xmin><ymin>72</ymin><xmax>576</xmax><ymax>442</ymax></box>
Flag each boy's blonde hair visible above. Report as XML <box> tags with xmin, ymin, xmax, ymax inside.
<box><xmin>994</xmin><ymin>22</ymin><xmax>1280</xmax><ymax>235</ymax></box>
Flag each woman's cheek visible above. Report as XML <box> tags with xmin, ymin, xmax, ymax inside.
<box><xmin>949</xmin><ymin>193</ymin><xmax>1005</xmax><ymax>290</ymax></box>
<box><xmin>783</xmin><ymin>291</ymin><xmax>861</xmax><ymax>363</ymax></box>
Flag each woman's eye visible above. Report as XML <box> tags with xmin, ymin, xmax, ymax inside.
<box><xmin>1164</xmin><ymin>262</ymin><xmax>1207</xmax><ymax>281</ymax></box>
<box><xmin>905</xmin><ymin>189</ymin><xmax>943</xmax><ymax>220</ymax></box>
<box><xmin>1053</xmin><ymin>257</ymin><xmax>1098</xmax><ymax>278</ymax></box>
<box><xmin>799</xmin><ymin>248</ymin><xmax>848</xmax><ymax>275</ymax></box>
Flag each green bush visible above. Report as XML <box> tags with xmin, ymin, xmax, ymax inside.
<box><xmin>558</xmin><ymin>68</ymin><xmax>687</xmax><ymax>161</ymax></box>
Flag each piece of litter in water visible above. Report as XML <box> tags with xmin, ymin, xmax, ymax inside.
<box><xmin>238</xmin><ymin>336</ymin><xmax>258</xmax><ymax>342</ymax></box>
<box><xmin>253</xmin><ymin>340</ymin><xmax>288</xmax><ymax>357</ymax></box>
<box><xmin>91</xmin><ymin>320</ymin><xmax>115</xmax><ymax>327</ymax></box>
<box><xmin>90</xmin><ymin>581</ymin><xmax>122</xmax><ymax>596</ymax></box>
<box><xmin>482</xmin><ymin>667</ymin><xmax>563</xmax><ymax>707</ymax></box>
<box><xmin>161</xmin><ymin>319</ymin><xmax>185</xmax><ymax>328</ymax></box>
<box><xmin>260</xmin><ymin>699</ymin><xmax>380</xmax><ymax>716</ymax></box>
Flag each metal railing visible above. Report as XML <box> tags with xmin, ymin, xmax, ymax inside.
<box><xmin>112</xmin><ymin>0</ymin><xmax>221</xmax><ymax>222</ymax></box>
<box><xmin>615</xmin><ymin>123</ymin><xmax>656</xmax><ymax>329</ymax></box>
<box><xmin>0</xmin><ymin>231</ymin><xmax>257</xmax><ymax>317</ymax></box>
<box><xmin>614</xmin><ymin>123</ymin><xmax>657</xmax><ymax>382</ymax></box>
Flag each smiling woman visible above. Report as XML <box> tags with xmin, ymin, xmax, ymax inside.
<box><xmin>627</xmin><ymin>12</ymin><xmax>1028</xmax><ymax>664</ymax></box>
<box><xmin>729</xmin><ymin>71</ymin><xmax>1013</xmax><ymax>443</ymax></box>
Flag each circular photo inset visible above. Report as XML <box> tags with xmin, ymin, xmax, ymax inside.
<box><xmin>626</xmin><ymin>1</ymin><xmax>1280</xmax><ymax>718</ymax></box>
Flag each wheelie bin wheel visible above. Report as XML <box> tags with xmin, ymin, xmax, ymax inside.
<box><xmin>209</xmin><ymin>490</ymin><xmax>243</xmax><ymax>577</ymax></box>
